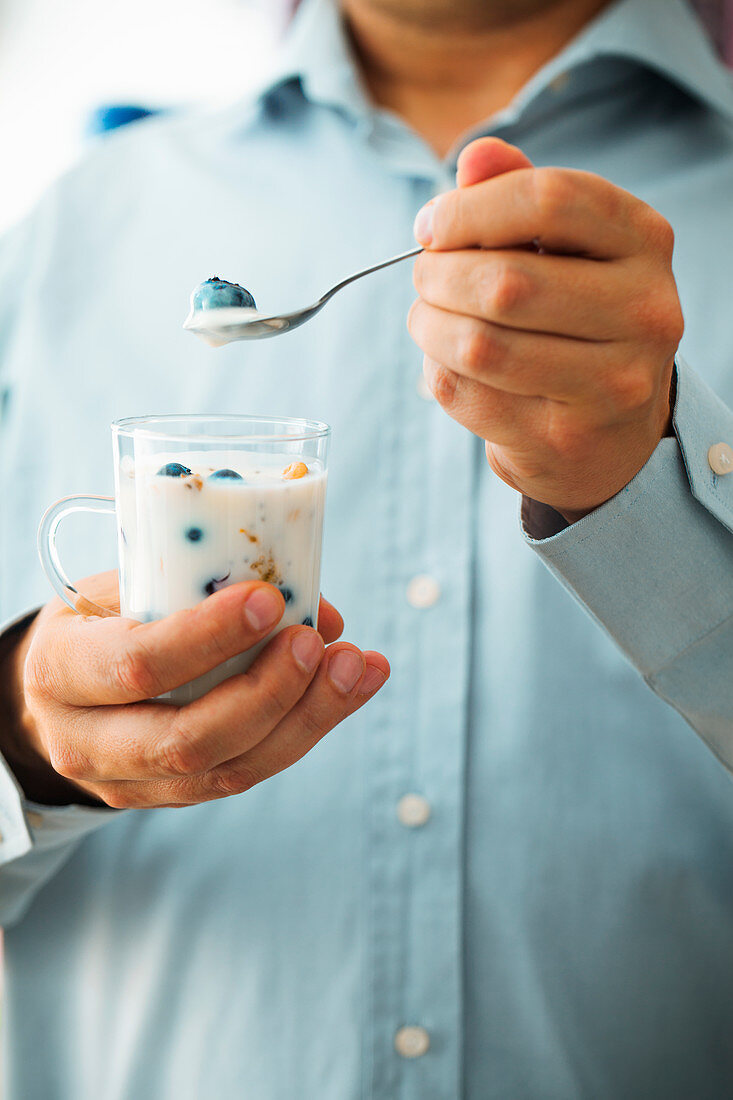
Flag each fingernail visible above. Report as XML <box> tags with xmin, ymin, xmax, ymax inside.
<box><xmin>413</xmin><ymin>200</ymin><xmax>436</xmax><ymax>246</ymax></box>
<box><xmin>291</xmin><ymin>629</ymin><xmax>324</xmax><ymax>673</ymax></box>
<box><xmin>244</xmin><ymin>587</ymin><xmax>282</xmax><ymax>632</ymax></box>
<box><xmin>328</xmin><ymin>649</ymin><xmax>364</xmax><ymax>694</ymax></box>
<box><xmin>358</xmin><ymin>665</ymin><xmax>387</xmax><ymax>695</ymax></box>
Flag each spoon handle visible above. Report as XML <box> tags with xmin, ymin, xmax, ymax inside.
<box><xmin>320</xmin><ymin>246</ymin><xmax>423</xmax><ymax>304</ymax></box>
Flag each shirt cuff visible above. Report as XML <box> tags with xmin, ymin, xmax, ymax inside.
<box><xmin>0</xmin><ymin>608</ymin><xmax>118</xmax><ymax>869</ymax></box>
<box><xmin>521</xmin><ymin>357</ymin><xmax>733</xmax><ymax>764</ymax></box>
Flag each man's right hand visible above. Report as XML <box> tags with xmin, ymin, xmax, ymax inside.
<box><xmin>0</xmin><ymin>571</ymin><xmax>389</xmax><ymax>809</ymax></box>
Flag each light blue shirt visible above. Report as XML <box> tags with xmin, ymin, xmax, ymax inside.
<box><xmin>2</xmin><ymin>1</ymin><xmax>733</xmax><ymax>1096</ymax></box>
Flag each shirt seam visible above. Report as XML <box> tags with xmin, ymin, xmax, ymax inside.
<box><xmin>647</xmin><ymin>607</ymin><xmax>733</xmax><ymax>681</ymax></box>
<box><xmin>539</xmin><ymin>469</ymin><xmax>666</xmax><ymax>561</ymax></box>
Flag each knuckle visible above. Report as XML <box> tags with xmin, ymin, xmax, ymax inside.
<box><xmin>647</xmin><ymin>211</ymin><xmax>675</xmax><ymax>256</ymax></box>
<box><xmin>543</xmin><ymin>409</ymin><xmax>589</xmax><ymax>463</ymax></box>
<box><xmin>657</xmin><ymin>294</ymin><xmax>685</xmax><ymax>346</ymax></box>
<box><xmin>154</xmin><ymin>723</ymin><xmax>208</xmax><ymax>778</ymax></box>
<box><xmin>606</xmin><ymin>369</ymin><xmax>656</xmax><ymax>412</ymax></box>
<box><xmin>635</xmin><ymin>289</ymin><xmax>684</xmax><ymax>345</ymax></box>
<box><xmin>48</xmin><ymin>743</ymin><xmax>90</xmax><ymax>782</ymax></box>
<box><xmin>533</xmin><ymin>168</ymin><xmax>574</xmax><ymax>220</ymax></box>
<box><xmin>99</xmin><ymin>785</ymin><xmax>136</xmax><ymax>810</ymax></box>
<box><xmin>111</xmin><ymin>647</ymin><xmax>160</xmax><ymax>700</ymax></box>
<box><xmin>196</xmin><ymin>616</ymin><xmax>231</xmax><ymax>664</ymax></box>
<box><xmin>485</xmin><ymin>264</ymin><xmax>530</xmax><ymax>318</ymax></box>
<box><xmin>429</xmin><ymin>363</ymin><xmax>459</xmax><ymax>406</ymax></box>
<box><xmin>23</xmin><ymin>647</ymin><xmax>58</xmax><ymax>702</ymax></box>
<box><xmin>207</xmin><ymin>761</ymin><xmax>263</xmax><ymax>798</ymax></box>
<box><xmin>253</xmin><ymin>672</ymin><xmax>295</xmax><ymax>720</ymax></box>
<box><xmin>244</xmin><ymin>655</ymin><xmax>299</xmax><ymax>717</ymax></box>
<box><xmin>461</xmin><ymin>325</ymin><xmax>495</xmax><ymax>375</ymax></box>
<box><xmin>485</xmin><ymin>445</ymin><xmax>526</xmax><ymax>490</ymax></box>
<box><xmin>293</xmin><ymin>698</ymin><xmax>335</xmax><ymax>743</ymax></box>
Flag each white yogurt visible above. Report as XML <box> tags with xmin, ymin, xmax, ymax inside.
<box><xmin>116</xmin><ymin>451</ymin><xmax>327</xmax><ymax>704</ymax></box>
<box><xmin>182</xmin><ymin>307</ymin><xmax>289</xmax><ymax>345</ymax></box>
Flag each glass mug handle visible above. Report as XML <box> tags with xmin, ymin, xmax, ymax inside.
<box><xmin>37</xmin><ymin>495</ymin><xmax>119</xmax><ymax>618</ymax></box>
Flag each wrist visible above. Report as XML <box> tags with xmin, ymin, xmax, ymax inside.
<box><xmin>557</xmin><ymin>365</ymin><xmax>677</xmax><ymax>526</ymax></box>
<box><xmin>0</xmin><ymin>615</ymin><xmax>95</xmax><ymax>806</ymax></box>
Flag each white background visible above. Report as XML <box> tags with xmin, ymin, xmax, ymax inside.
<box><xmin>0</xmin><ymin>0</ymin><xmax>282</xmax><ymax>233</ymax></box>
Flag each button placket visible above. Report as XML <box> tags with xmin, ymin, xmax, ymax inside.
<box><xmin>365</xmin><ymin>179</ymin><xmax>471</xmax><ymax>1100</ymax></box>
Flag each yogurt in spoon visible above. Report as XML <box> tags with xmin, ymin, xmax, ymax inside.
<box><xmin>184</xmin><ymin>276</ymin><xmax>289</xmax><ymax>345</ymax></box>
<box><xmin>183</xmin><ymin>276</ymin><xmax>262</xmax><ymax>346</ymax></box>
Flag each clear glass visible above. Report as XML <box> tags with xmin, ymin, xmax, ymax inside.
<box><xmin>38</xmin><ymin>415</ymin><xmax>331</xmax><ymax>704</ymax></box>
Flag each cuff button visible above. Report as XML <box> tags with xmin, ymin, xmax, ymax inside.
<box><xmin>708</xmin><ymin>442</ymin><xmax>733</xmax><ymax>476</ymax></box>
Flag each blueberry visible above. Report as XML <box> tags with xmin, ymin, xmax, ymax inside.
<box><xmin>157</xmin><ymin>461</ymin><xmax>192</xmax><ymax>478</ymax></box>
<box><xmin>191</xmin><ymin>277</ymin><xmax>257</xmax><ymax>312</ymax></box>
<box><xmin>203</xmin><ymin>572</ymin><xmax>231</xmax><ymax>596</ymax></box>
<box><xmin>301</xmin><ymin>616</ymin><xmax>314</xmax><ymax>628</ymax></box>
<box><xmin>209</xmin><ymin>468</ymin><xmax>243</xmax><ymax>481</ymax></box>
<box><xmin>185</xmin><ymin>527</ymin><xmax>204</xmax><ymax>542</ymax></box>
<box><xmin>279</xmin><ymin>585</ymin><xmax>294</xmax><ymax>603</ymax></box>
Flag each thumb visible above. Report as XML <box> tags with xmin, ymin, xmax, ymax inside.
<box><xmin>456</xmin><ymin>137</ymin><xmax>533</xmax><ymax>188</ymax></box>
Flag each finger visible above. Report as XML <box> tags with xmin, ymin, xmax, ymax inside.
<box><xmin>168</xmin><ymin>645</ymin><xmax>390</xmax><ymax>805</ymax></box>
<box><xmin>408</xmin><ymin>298</ymin><xmax>607</xmax><ymax>401</ymax></box>
<box><xmin>97</xmin><ymin>646</ymin><xmax>390</xmax><ymax>807</ymax></box>
<box><xmin>317</xmin><ymin>596</ymin><xmax>344</xmax><ymax>643</ymax></box>
<box><xmin>413</xmin><ymin>248</ymin><xmax>634</xmax><ymax>342</ymax></box>
<box><xmin>456</xmin><ymin>137</ymin><xmax>533</xmax><ymax>188</ymax></box>
<box><xmin>421</xmin><ymin>355</ymin><xmax>546</xmax><ymax>446</ymax></box>
<box><xmin>46</xmin><ymin>624</ymin><xmax>326</xmax><ymax>782</ymax></box>
<box><xmin>415</xmin><ymin>167</ymin><xmax>647</xmax><ymax>258</ymax></box>
<box><xmin>39</xmin><ymin>581</ymin><xmax>287</xmax><ymax>706</ymax></box>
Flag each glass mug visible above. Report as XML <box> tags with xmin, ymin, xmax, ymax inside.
<box><xmin>38</xmin><ymin>415</ymin><xmax>331</xmax><ymax>704</ymax></box>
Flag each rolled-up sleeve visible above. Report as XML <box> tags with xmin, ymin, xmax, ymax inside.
<box><xmin>522</xmin><ymin>358</ymin><xmax>733</xmax><ymax>772</ymax></box>
<box><xmin>0</xmin><ymin>610</ymin><xmax>121</xmax><ymax>927</ymax></box>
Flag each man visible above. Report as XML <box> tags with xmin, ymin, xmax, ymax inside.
<box><xmin>1</xmin><ymin>0</ymin><xmax>733</xmax><ymax>1095</ymax></box>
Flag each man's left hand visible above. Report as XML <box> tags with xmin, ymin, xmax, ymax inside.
<box><xmin>408</xmin><ymin>138</ymin><xmax>684</xmax><ymax>523</ymax></box>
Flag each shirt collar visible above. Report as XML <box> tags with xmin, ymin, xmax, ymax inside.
<box><xmin>519</xmin><ymin>0</ymin><xmax>733</xmax><ymax>125</ymax></box>
<box><xmin>254</xmin><ymin>0</ymin><xmax>372</xmax><ymax>119</ymax></box>
<box><xmin>245</xmin><ymin>0</ymin><xmax>733</xmax><ymax>128</ymax></box>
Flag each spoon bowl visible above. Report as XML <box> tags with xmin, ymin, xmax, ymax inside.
<box><xmin>184</xmin><ymin>246</ymin><xmax>422</xmax><ymax>346</ymax></box>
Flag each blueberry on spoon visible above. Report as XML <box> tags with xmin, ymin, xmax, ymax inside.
<box><xmin>192</xmin><ymin>277</ymin><xmax>257</xmax><ymax>312</ymax></box>
<box><xmin>185</xmin><ymin>277</ymin><xmax>259</xmax><ymax>347</ymax></box>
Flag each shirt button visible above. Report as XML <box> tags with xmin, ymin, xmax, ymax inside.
<box><xmin>394</xmin><ymin>1026</ymin><xmax>431</xmax><ymax>1059</ymax></box>
<box><xmin>397</xmin><ymin>793</ymin><xmax>431</xmax><ymax>828</ymax></box>
<box><xmin>416</xmin><ymin>374</ymin><xmax>434</xmax><ymax>401</ymax></box>
<box><xmin>406</xmin><ymin>574</ymin><xmax>441</xmax><ymax>609</ymax></box>
<box><xmin>708</xmin><ymin>442</ymin><xmax>733</xmax><ymax>475</ymax></box>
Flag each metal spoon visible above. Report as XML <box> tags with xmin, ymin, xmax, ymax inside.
<box><xmin>183</xmin><ymin>246</ymin><xmax>423</xmax><ymax>345</ymax></box>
